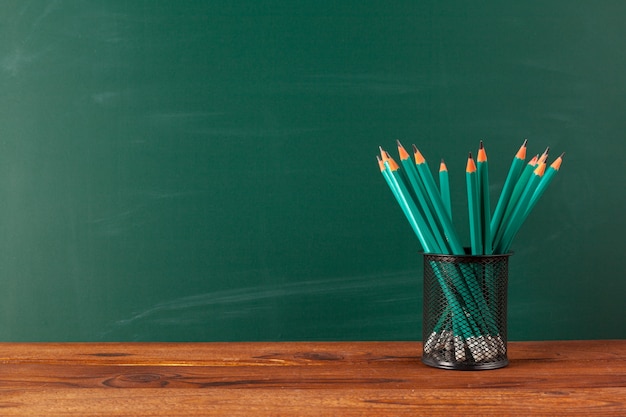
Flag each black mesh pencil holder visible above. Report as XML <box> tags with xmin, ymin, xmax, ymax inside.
<box><xmin>422</xmin><ymin>252</ymin><xmax>511</xmax><ymax>370</ymax></box>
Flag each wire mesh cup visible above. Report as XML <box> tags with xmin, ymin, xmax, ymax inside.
<box><xmin>422</xmin><ymin>252</ymin><xmax>511</xmax><ymax>370</ymax></box>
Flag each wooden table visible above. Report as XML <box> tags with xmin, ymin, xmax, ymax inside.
<box><xmin>1</xmin><ymin>340</ymin><xmax>625</xmax><ymax>416</ymax></box>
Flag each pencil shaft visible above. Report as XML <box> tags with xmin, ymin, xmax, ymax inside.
<box><xmin>492</xmin><ymin>157</ymin><xmax>538</xmax><ymax>252</ymax></box>
<box><xmin>524</xmin><ymin>163</ymin><xmax>560</xmax><ymax>219</ymax></box>
<box><xmin>491</xmin><ymin>140</ymin><xmax>527</xmax><ymax>240</ymax></box>
<box><xmin>501</xmin><ymin>161</ymin><xmax>562</xmax><ymax>253</ymax></box>
<box><xmin>466</xmin><ymin>158</ymin><xmax>482</xmax><ymax>255</ymax></box>
<box><xmin>399</xmin><ymin>156</ymin><xmax>449</xmax><ymax>253</ymax></box>
<box><xmin>383</xmin><ymin>162</ymin><xmax>439</xmax><ymax>252</ymax></box>
<box><xmin>477</xmin><ymin>145</ymin><xmax>492</xmax><ymax>255</ymax></box>
<box><xmin>414</xmin><ymin>148</ymin><xmax>464</xmax><ymax>255</ymax></box>
<box><xmin>490</xmin><ymin>158</ymin><xmax>524</xmax><ymax>245</ymax></box>
<box><xmin>496</xmin><ymin>165</ymin><xmax>545</xmax><ymax>253</ymax></box>
<box><xmin>439</xmin><ymin>161</ymin><xmax>452</xmax><ymax>220</ymax></box>
<box><xmin>381</xmin><ymin>167</ymin><xmax>430</xmax><ymax>251</ymax></box>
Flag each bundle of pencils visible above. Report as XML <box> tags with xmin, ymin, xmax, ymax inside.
<box><xmin>377</xmin><ymin>140</ymin><xmax>564</xmax><ymax>360</ymax></box>
<box><xmin>377</xmin><ymin>139</ymin><xmax>564</xmax><ymax>256</ymax></box>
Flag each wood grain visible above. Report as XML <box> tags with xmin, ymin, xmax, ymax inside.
<box><xmin>1</xmin><ymin>341</ymin><xmax>625</xmax><ymax>416</ymax></box>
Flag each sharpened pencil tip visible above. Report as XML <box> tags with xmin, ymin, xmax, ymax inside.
<box><xmin>397</xmin><ymin>140</ymin><xmax>410</xmax><ymax>160</ymax></box>
<box><xmin>550</xmin><ymin>153</ymin><xmax>564</xmax><ymax>170</ymax></box>
<box><xmin>412</xmin><ymin>145</ymin><xmax>425</xmax><ymax>164</ymax></box>
<box><xmin>379</xmin><ymin>147</ymin><xmax>390</xmax><ymax>163</ymax></box>
<box><xmin>376</xmin><ymin>156</ymin><xmax>385</xmax><ymax>171</ymax></box>
<box><xmin>477</xmin><ymin>142</ymin><xmax>487</xmax><ymax>162</ymax></box>
<box><xmin>466</xmin><ymin>153</ymin><xmax>477</xmax><ymax>172</ymax></box>
<box><xmin>516</xmin><ymin>139</ymin><xmax>528</xmax><ymax>159</ymax></box>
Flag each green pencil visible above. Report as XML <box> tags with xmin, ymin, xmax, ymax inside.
<box><xmin>492</xmin><ymin>154</ymin><xmax>539</xmax><ymax>252</ymax></box>
<box><xmin>496</xmin><ymin>161</ymin><xmax>546</xmax><ymax>253</ymax></box>
<box><xmin>490</xmin><ymin>139</ymin><xmax>527</xmax><ymax>249</ymax></box>
<box><xmin>413</xmin><ymin>146</ymin><xmax>464</xmax><ymax>255</ymax></box>
<box><xmin>439</xmin><ymin>159</ymin><xmax>452</xmax><ymax>220</ymax></box>
<box><xmin>378</xmin><ymin>155</ymin><xmax>439</xmax><ymax>253</ymax></box>
<box><xmin>524</xmin><ymin>153</ymin><xmax>564</xmax><ymax>219</ymax></box>
<box><xmin>378</xmin><ymin>155</ymin><xmax>430</xmax><ymax>250</ymax></box>
<box><xmin>396</xmin><ymin>141</ymin><xmax>449</xmax><ymax>253</ymax></box>
<box><xmin>477</xmin><ymin>141</ymin><xmax>492</xmax><ymax>255</ymax></box>
<box><xmin>466</xmin><ymin>153</ymin><xmax>482</xmax><ymax>255</ymax></box>
<box><xmin>498</xmin><ymin>154</ymin><xmax>563</xmax><ymax>253</ymax></box>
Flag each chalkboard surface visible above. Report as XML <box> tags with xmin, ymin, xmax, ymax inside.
<box><xmin>1</xmin><ymin>1</ymin><xmax>624</xmax><ymax>341</ymax></box>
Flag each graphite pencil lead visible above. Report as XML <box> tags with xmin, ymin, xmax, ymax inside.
<box><xmin>466</xmin><ymin>153</ymin><xmax>477</xmax><ymax>172</ymax></box>
<box><xmin>397</xmin><ymin>140</ymin><xmax>411</xmax><ymax>160</ymax></box>
<box><xmin>380</xmin><ymin>148</ymin><xmax>394</xmax><ymax>164</ymax></box>
<box><xmin>412</xmin><ymin>145</ymin><xmax>426</xmax><ymax>164</ymax></box>
<box><xmin>376</xmin><ymin>156</ymin><xmax>385</xmax><ymax>172</ymax></box>
<box><xmin>386</xmin><ymin>155</ymin><xmax>400</xmax><ymax>171</ymax></box>
<box><xmin>477</xmin><ymin>142</ymin><xmax>487</xmax><ymax>163</ymax></box>
<box><xmin>550</xmin><ymin>153</ymin><xmax>564</xmax><ymax>170</ymax></box>
<box><xmin>379</xmin><ymin>146</ymin><xmax>387</xmax><ymax>160</ymax></box>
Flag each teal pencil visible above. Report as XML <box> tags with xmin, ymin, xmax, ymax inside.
<box><xmin>377</xmin><ymin>155</ymin><xmax>439</xmax><ymax>253</ymax></box>
<box><xmin>477</xmin><ymin>141</ymin><xmax>492</xmax><ymax>254</ymax></box>
<box><xmin>378</xmin><ymin>155</ymin><xmax>429</xmax><ymax>250</ymax></box>
<box><xmin>439</xmin><ymin>159</ymin><xmax>452</xmax><ymax>220</ymax></box>
<box><xmin>498</xmin><ymin>154</ymin><xmax>563</xmax><ymax>253</ymax></box>
<box><xmin>524</xmin><ymin>153</ymin><xmax>564</xmax><ymax>219</ymax></box>
<box><xmin>490</xmin><ymin>139</ymin><xmax>527</xmax><ymax>249</ymax></box>
<box><xmin>492</xmin><ymin>154</ymin><xmax>539</xmax><ymax>252</ymax></box>
<box><xmin>396</xmin><ymin>141</ymin><xmax>449</xmax><ymax>253</ymax></box>
<box><xmin>413</xmin><ymin>146</ymin><xmax>464</xmax><ymax>255</ymax></box>
<box><xmin>496</xmin><ymin>161</ymin><xmax>546</xmax><ymax>253</ymax></box>
<box><xmin>466</xmin><ymin>153</ymin><xmax>482</xmax><ymax>255</ymax></box>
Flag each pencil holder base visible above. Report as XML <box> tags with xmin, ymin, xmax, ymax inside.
<box><xmin>421</xmin><ymin>252</ymin><xmax>511</xmax><ymax>371</ymax></box>
<box><xmin>422</xmin><ymin>356</ymin><xmax>508</xmax><ymax>371</ymax></box>
<box><xmin>421</xmin><ymin>331</ymin><xmax>509</xmax><ymax>370</ymax></box>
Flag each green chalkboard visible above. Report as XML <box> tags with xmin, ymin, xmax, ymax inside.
<box><xmin>0</xmin><ymin>1</ymin><xmax>624</xmax><ymax>341</ymax></box>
